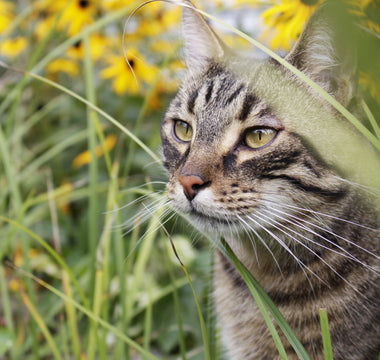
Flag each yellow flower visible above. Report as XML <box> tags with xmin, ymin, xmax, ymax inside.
<box><xmin>9</xmin><ymin>278</ymin><xmax>25</xmax><ymax>292</ymax></box>
<box><xmin>149</xmin><ymin>39</ymin><xmax>176</xmax><ymax>54</ymax></box>
<box><xmin>0</xmin><ymin>0</ymin><xmax>14</xmax><ymax>34</ymax></box>
<box><xmin>66</xmin><ymin>35</ymin><xmax>109</xmax><ymax>61</ymax></box>
<box><xmin>73</xmin><ymin>151</ymin><xmax>92</xmax><ymax>169</ymax></box>
<box><xmin>46</xmin><ymin>58</ymin><xmax>80</xmax><ymax>77</ymax></box>
<box><xmin>137</xmin><ymin>6</ymin><xmax>180</xmax><ymax>36</ymax></box>
<box><xmin>0</xmin><ymin>37</ymin><xmax>28</xmax><ymax>58</ymax></box>
<box><xmin>100</xmin><ymin>48</ymin><xmax>157</xmax><ymax>95</ymax></box>
<box><xmin>57</xmin><ymin>0</ymin><xmax>98</xmax><ymax>36</ymax></box>
<box><xmin>148</xmin><ymin>75</ymin><xmax>180</xmax><ymax>110</ymax></box>
<box><xmin>100</xmin><ymin>0</ymin><xmax>134</xmax><ymax>11</ymax></box>
<box><xmin>260</xmin><ymin>0</ymin><xmax>322</xmax><ymax>51</ymax></box>
<box><xmin>73</xmin><ymin>134</ymin><xmax>117</xmax><ymax>168</ymax></box>
<box><xmin>34</xmin><ymin>14</ymin><xmax>57</xmax><ymax>41</ymax></box>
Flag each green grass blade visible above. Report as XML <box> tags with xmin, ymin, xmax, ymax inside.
<box><xmin>180</xmin><ymin>264</ymin><xmax>210</xmax><ymax>360</ymax></box>
<box><xmin>362</xmin><ymin>100</ymin><xmax>380</xmax><ymax>139</ymax></box>
<box><xmin>319</xmin><ymin>308</ymin><xmax>334</xmax><ymax>360</ymax></box>
<box><xmin>62</xmin><ymin>272</ymin><xmax>82</xmax><ymax>360</ymax></box>
<box><xmin>0</xmin><ymin>265</ymin><xmax>14</xmax><ymax>332</ymax></box>
<box><xmin>221</xmin><ymin>239</ymin><xmax>289</xmax><ymax>360</ymax></box>
<box><xmin>218</xmin><ymin>238</ymin><xmax>311</xmax><ymax>360</ymax></box>
<box><xmin>163</xmin><ymin>231</ymin><xmax>210</xmax><ymax>360</ymax></box>
<box><xmin>0</xmin><ymin>126</ymin><xmax>22</xmax><ymax>211</ymax></box>
<box><xmin>11</xmin><ymin>266</ymin><xmax>161</xmax><ymax>360</ymax></box>
<box><xmin>17</xmin><ymin>129</ymin><xmax>87</xmax><ymax>182</ymax></box>
<box><xmin>126</xmin><ymin>209</ymin><xmax>161</xmax><ymax>319</ymax></box>
<box><xmin>4</xmin><ymin>66</ymin><xmax>160</xmax><ymax>162</ymax></box>
<box><xmin>165</xmin><ymin>245</ymin><xmax>187</xmax><ymax>360</ymax></box>
<box><xmin>84</xmin><ymin>32</ymin><xmax>99</xmax><ymax>305</ymax></box>
<box><xmin>143</xmin><ymin>278</ymin><xmax>154</xmax><ymax>359</ymax></box>
<box><xmin>87</xmin><ymin>270</ymin><xmax>104</xmax><ymax>360</ymax></box>
<box><xmin>21</xmin><ymin>291</ymin><xmax>63</xmax><ymax>360</ymax></box>
<box><xmin>0</xmin><ymin>216</ymin><xmax>89</xmax><ymax>308</ymax></box>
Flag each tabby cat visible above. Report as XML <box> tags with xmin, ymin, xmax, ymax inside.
<box><xmin>160</xmin><ymin>1</ymin><xmax>380</xmax><ymax>359</ymax></box>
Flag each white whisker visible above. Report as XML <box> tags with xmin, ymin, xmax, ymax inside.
<box><xmin>259</xmin><ymin>207</ymin><xmax>379</xmax><ymax>276</ymax></box>
<box><xmin>118</xmin><ymin>197</ymin><xmax>171</xmax><ymax>234</ymax></box>
<box><xmin>261</xmin><ymin>197</ymin><xmax>380</xmax><ymax>233</ymax></box>
<box><xmin>236</xmin><ymin>214</ymin><xmax>281</xmax><ymax>274</ymax></box>
<box><xmin>245</xmin><ymin>213</ymin><xmax>320</xmax><ymax>288</ymax></box>
<box><xmin>262</xmin><ymin>204</ymin><xmax>380</xmax><ymax>263</ymax></box>
<box><xmin>248</xmin><ymin>212</ymin><xmax>362</xmax><ymax>292</ymax></box>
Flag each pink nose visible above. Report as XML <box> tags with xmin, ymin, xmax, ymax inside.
<box><xmin>179</xmin><ymin>175</ymin><xmax>211</xmax><ymax>201</ymax></box>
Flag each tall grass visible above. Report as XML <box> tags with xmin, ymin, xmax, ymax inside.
<box><xmin>0</xmin><ymin>1</ymin><xmax>379</xmax><ymax>360</ymax></box>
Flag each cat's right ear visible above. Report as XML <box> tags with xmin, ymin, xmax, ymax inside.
<box><xmin>181</xmin><ymin>0</ymin><xmax>226</xmax><ymax>71</ymax></box>
<box><xmin>285</xmin><ymin>3</ymin><xmax>357</xmax><ymax>107</ymax></box>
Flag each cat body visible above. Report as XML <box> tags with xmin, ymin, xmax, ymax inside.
<box><xmin>161</xmin><ymin>1</ymin><xmax>380</xmax><ymax>359</ymax></box>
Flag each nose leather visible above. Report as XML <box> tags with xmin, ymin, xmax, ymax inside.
<box><xmin>179</xmin><ymin>174</ymin><xmax>210</xmax><ymax>201</ymax></box>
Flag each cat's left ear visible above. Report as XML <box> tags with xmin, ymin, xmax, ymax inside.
<box><xmin>181</xmin><ymin>0</ymin><xmax>227</xmax><ymax>71</ymax></box>
<box><xmin>285</xmin><ymin>3</ymin><xmax>357</xmax><ymax>107</ymax></box>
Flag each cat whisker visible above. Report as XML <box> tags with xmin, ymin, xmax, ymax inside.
<box><xmin>236</xmin><ymin>214</ymin><xmax>281</xmax><ymax>275</ymax></box>
<box><xmin>332</xmin><ymin>174</ymin><xmax>380</xmax><ymax>197</ymax></box>
<box><xmin>263</xmin><ymin>199</ymin><xmax>380</xmax><ymax>261</ymax></box>
<box><xmin>124</xmin><ymin>204</ymin><xmax>176</xmax><ymax>260</ymax></box>
<box><xmin>262</xmin><ymin>204</ymin><xmax>380</xmax><ymax>264</ymax></box>
<box><xmin>109</xmin><ymin>193</ymin><xmax>154</xmax><ymax>214</ymax></box>
<box><xmin>248</xmin><ymin>212</ymin><xmax>364</xmax><ymax>293</ymax></box>
<box><xmin>259</xmin><ymin>207</ymin><xmax>380</xmax><ymax>276</ymax></box>
<box><xmin>119</xmin><ymin>196</ymin><xmax>171</xmax><ymax>235</ymax></box>
<box><xmin>260</xmin><ymin>197</ymin><xmax>380</xmax><ymax>233</ymax></box>
<box><xmin>245</xmin><ymin>213</ymin><xmax>321</xmax><ymax>288</ymax></box>
<box><xmin>143</xmin><ymin>158</ymin><xmax>164</xmax><ymax>169</ymax></box>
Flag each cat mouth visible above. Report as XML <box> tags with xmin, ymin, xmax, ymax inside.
<box><xmin>189</xmin><ymin>209</ymin><xmax>233</xmax><ymax>227</ymax></box>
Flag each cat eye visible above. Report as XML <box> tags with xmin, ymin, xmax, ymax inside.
<box><xmin>244</xmin><ymin>128</ymin><xmax>277</xmax><ymax>149</ymax></box>
<box><xmin>173</xmin><ymin>120</ymin><xmax>193</xmax><ymax>142</ymax></box>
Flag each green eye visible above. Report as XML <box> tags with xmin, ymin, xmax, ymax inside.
<box><xmin>174</xmin><ymin>120</ymin><xmax>193</xmax><ymax>142</ymax></box>
<box><xmin>244</xmin><ymin>128</ymin><xmax>277</xmax><ymax>149</ymax></box>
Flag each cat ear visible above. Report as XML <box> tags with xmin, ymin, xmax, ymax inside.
<box><xmin>285</xmin><ymin>3</ymin><xmax>357</xmax><ymax>106</ymax></box>
<box><xmin>181</xmin><ymin>0</ymin><xmax>226</xmax><ymax>70</ymax></box>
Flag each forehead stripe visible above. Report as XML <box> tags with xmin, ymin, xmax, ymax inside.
<box><xmin>205</xmin><ymin>80</ymin><xmax>214</xmax><ymax>104</ymax></box>
<box><xmin>187</xmin><ymin>88</ymin><xmax>199</xmax><ymax>114</ymax></box>
<box><xmin>238</xmin><ymin>92</ymin><xmax>258</xmax><ymax>121</ymax></box>
<box><xmin>226</xmin><ymin>84</ymin><xmax>245</xmax><ymax>105</ymax></box>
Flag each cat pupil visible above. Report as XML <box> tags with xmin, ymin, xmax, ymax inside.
<box><xmin>258</xmin><ymin>130</ymin><xmax>262</xmax><ymax>141</ymax></box>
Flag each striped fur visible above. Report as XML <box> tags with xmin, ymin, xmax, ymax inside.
<box><xmin>161</xmin><ymin>2</ymin><xmax>380</xmax><ymax>359</ymax></box>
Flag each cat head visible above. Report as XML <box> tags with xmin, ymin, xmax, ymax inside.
<box><xmin>161</xmin><ymin>1</ymin><xmax>375</xmax><ymax>237</ymax></box>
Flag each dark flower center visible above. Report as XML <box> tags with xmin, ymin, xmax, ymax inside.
<box><xmin>79</xmin><ymin>0</ymin><xmax>89</xmax><ymax>8</ymax></box>
<box><xmin>128</xmin><ymin>59</ymin><xmax>135</xmax><ymax>69</ymax></box>
<box><xmin>73</xmin><ymin>40</ymin><xmax>82</xmax><ymax>49</ymax></box>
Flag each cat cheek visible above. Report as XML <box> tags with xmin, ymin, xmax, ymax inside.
<box><xmin>167</xmin><ymin>183</ymin><xmax>192</xmax><ymax>211</ymax></box>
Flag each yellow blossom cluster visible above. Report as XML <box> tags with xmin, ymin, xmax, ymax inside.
<box><xmin>0</xmin><ymin>0</ymin><xmax>183</xmax><ymax>98</ymax></box>
<box><xmin>1</xmin><ymin>0</ymin><xmax>379</xmax><ymax>102</ymax></box>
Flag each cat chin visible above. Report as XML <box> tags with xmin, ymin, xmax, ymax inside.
<box><xmin>184</xmin><ymin>209</ymin><xmax>243</xmax><ymax>238</ymax></box>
